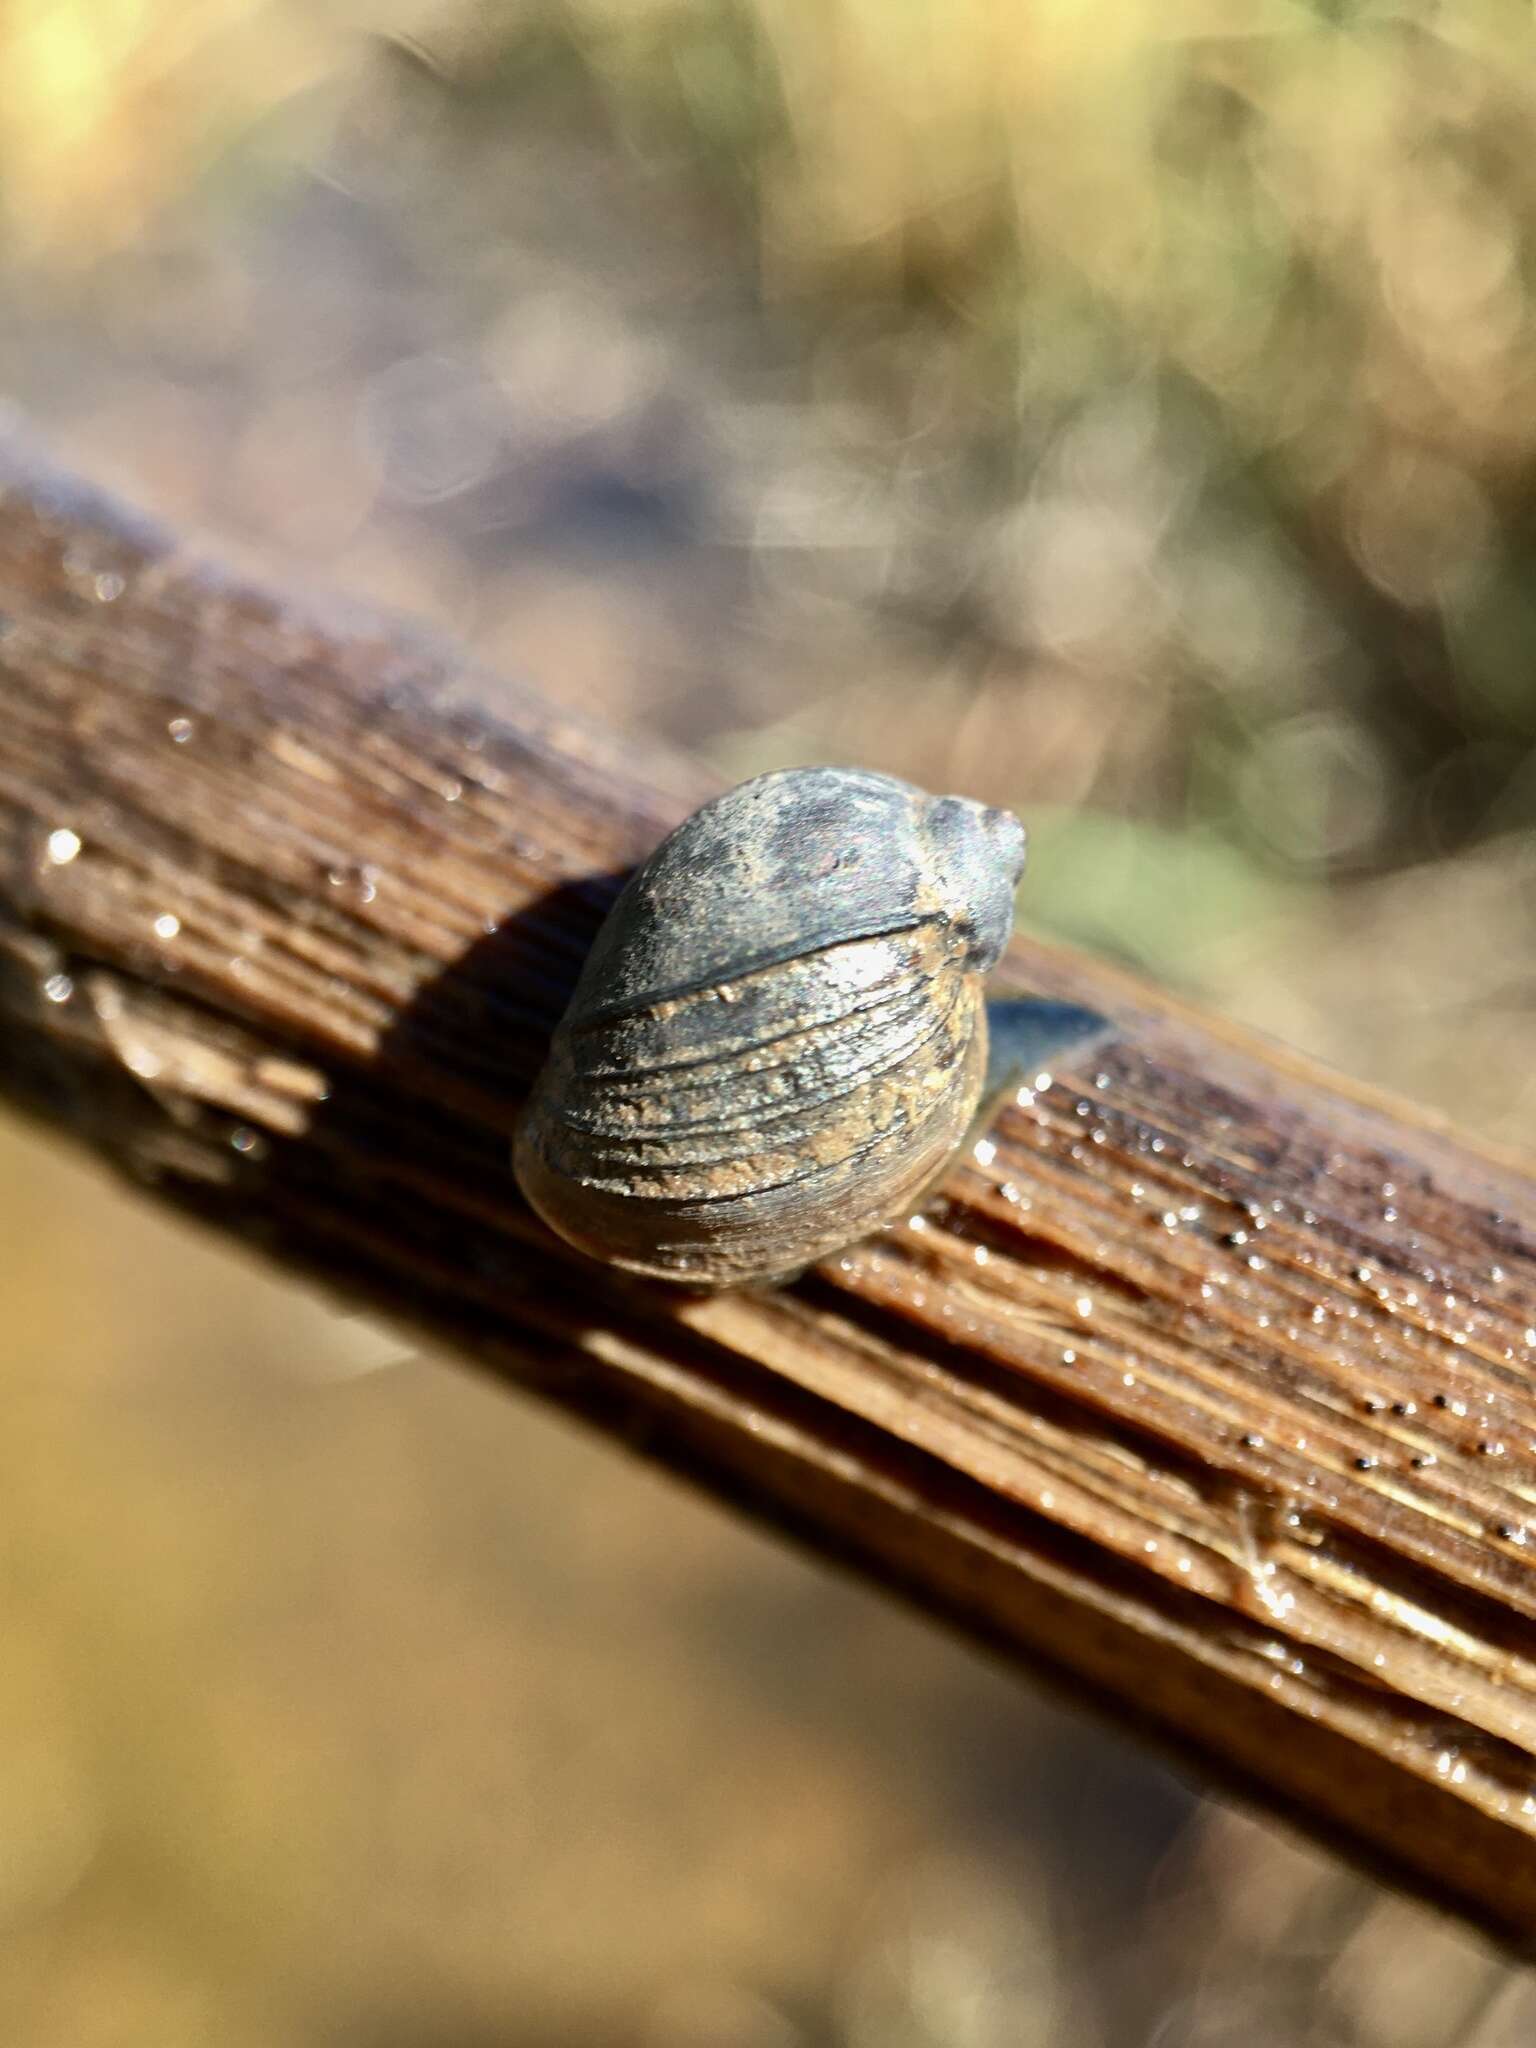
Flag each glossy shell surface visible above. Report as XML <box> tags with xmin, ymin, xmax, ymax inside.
<box><xmin>515</xmin><ymin>767</ymin><xmax>1026</xmax><ymax>1286</ymax></box>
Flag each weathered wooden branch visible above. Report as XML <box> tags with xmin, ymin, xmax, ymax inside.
<box><xmin>3</xmin><ymin>444</ymin><xmax>1536</xmax><ymax>1945</ymax></box>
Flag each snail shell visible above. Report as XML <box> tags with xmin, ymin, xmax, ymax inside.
<box><xmin>514</xmin><ymin>766</ymin><xmax>1026</xmax><ymax>1287</ymax></box>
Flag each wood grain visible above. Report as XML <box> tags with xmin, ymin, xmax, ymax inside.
<box><xmin>2</xmin><ymin>443</ymin><xmax>1535</xmax><ymax>1945</ymax></box>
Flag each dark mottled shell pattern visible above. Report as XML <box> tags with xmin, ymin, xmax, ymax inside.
<box><xmin>515</xmin><ymin>767</ymin><xmax>1026</xmax><ymax>1286</ymax></box>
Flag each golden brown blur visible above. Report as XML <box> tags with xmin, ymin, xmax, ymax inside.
<box><xmin>3</xmin><ymin>3</ymin><xmax>1535</xmax><ymax>2042</ymax></box>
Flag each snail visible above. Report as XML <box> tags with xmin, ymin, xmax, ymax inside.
<box><xmin>514</xmin><ymin>766</ymin><xmax>1027</xmax><ymax>1288</ymax></box>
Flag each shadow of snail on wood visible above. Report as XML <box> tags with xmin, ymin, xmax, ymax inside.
<box><xmin>515</xmin><ymin>765</ymin><xmax>1106</xmax><ymax>1288</ymax></box>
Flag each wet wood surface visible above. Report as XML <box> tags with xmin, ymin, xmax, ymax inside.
<box><xmin>2</xmin><ymin>445</ymin><xmax>1535</xmax><ymax>1946</ymax></box>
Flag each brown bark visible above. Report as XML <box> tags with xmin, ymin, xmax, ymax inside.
<box><xmin>2</xmin><ymin>443</ymin><xmax>1535</xmax><ymax>1946</ymax></box>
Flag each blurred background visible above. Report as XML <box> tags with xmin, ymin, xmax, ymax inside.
<box><xmin>3</xmin><ymin>2</ymin><xmax>1536</xmax><ymax>2042</ymax></box>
